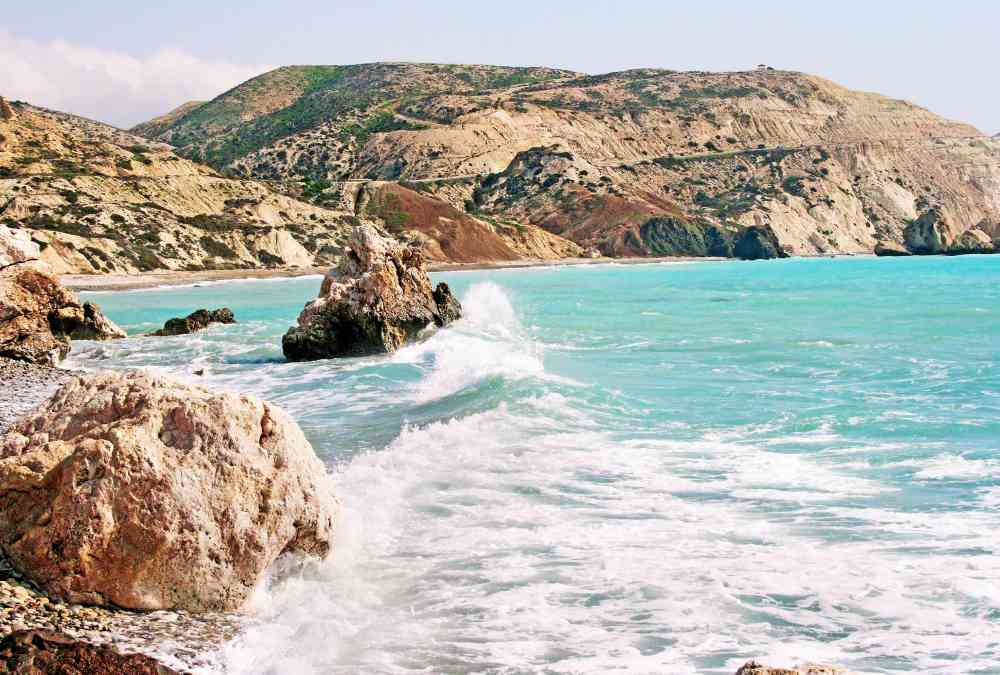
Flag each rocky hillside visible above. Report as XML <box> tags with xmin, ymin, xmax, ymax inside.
<box><xmin>136</xmin><ymin>63</ymin><xmax>1000</xmax><ymax>257</ymax></box>
<box><xmin>0</xmin><ymin>93</ymin><xmax>579</xmax><ymax>274</ymax></box>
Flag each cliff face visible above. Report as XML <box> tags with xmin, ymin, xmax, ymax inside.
<box><xmin>1</xmin><ymin>96</ymin><xmax>576</xmax><ymax>274</ymax></box>
<box><xmin>135</xmin><ymin>65</ymin><xmax>1000</xmax><ymax>258</ymax></box>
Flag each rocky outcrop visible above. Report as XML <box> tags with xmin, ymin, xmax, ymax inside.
<box><xmin>949</xmin><ymin>227</ymin><xmax>995</xmax><ymax>254</ymax></box>
<box><xmin>634</xmin><ymin>218</ymin><xmax>787</xmax><ymax>260</ymax></box>
<box><xmin>0</xmin><ymin>269</ymin><xmax>124</xmax><ymax>365</ymax></box>
<box><xmin>0</xmin><ymin>225</ymin><xmax>40</xmax><ymax>268</ymax></box>
<box><xmin>734</xmin><ymin>662</ymin><xmax>847</xmax><ymax>675</ymax></box>
<box><xmin>874</xmin><ymin>240</ymin><xmax>911</xmax><ymax>256</ymax></box>
<box><xmin>904</xmin><ymin>209</ymin><xmax>950</xmax><ymax>254</ymax></box>
<box><xmin>148</xmin><ymin>308</ymin><xmax>235</xmax><ymax>336</ymax></box>
<box><xmin>0</xmin><ymin>630</ymin><xmax>181</xmax><ymax>674</ymax></box>
<box><xmin>0</xmin><ymin>370</ymin><xmax>338</xmax><ymax>612</ymax></box>
<box><xmin>283</xmin><ymin>224</ymin><xmax>461</xmax><ymax>360</ymax></box>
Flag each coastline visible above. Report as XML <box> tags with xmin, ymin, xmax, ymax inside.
<box><xmin>62</xmin><ymin>256</ymin><xmax>725</xmax><ymax>292</ymax></box>
<box><xmin>0</xmin><ymin>357</ymin><xmax>241</xmax><ymax>671</ymax></box>
<box><xmin>61</xmin><ymin>266</ymin><xmax>329</xmax><ymax>292</ymax></box>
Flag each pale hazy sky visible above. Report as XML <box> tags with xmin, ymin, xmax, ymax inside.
<box><xmin>1</xmin><ymin>1</ymin><xmax>996</xmax><ymax>133</ymax></box>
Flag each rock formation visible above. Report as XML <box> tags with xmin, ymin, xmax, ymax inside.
<box><xmin>873</xmin><ymin>240</ymin><xmax>911</xmax><ymax>257</ymax></box>
<box><xmin>904</xmin><ymin>209</ymin><xmax>950</xmax><ymax>254</ymax></box>
<box><xmin>0</xmin><ymin>629</ymin><xmax>181</xmax><ymax>674</ymax></box>
<box><xmin>283</xmin><ymin>224</ymin><xmax>461</xmax><ymax>360</ymax></box>
<box><xmin>148</xmin><ymin>308</ymin><xmax>236</xmax><ymax>336</ymax></box>
<box><xmin>0</xmin><ymin>370</ymin><xmax>338</xmax><ymax>612</ymax></box>
<box><xmin>0</xmin><ymin>268</ymin><xmax>124</xmax><ymax>365</ymax></box>
<box><xmin>949</xmin><ymin>227</ymin><xmax>995</xmax><ymax>254</ymax></box>
<box><xmin>0</xmin><ymin>225</ymin><xmax>39</xmax><ymax>268</ymax></box>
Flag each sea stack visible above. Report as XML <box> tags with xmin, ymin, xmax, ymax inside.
<box><xmin>282</xmin><ymin>224</ymin><xmax>462</xmax><ymax>361</ymax></box>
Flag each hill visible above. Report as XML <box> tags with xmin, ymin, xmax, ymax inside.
<box><xmin>0</xmin><ymin>92</ymin><xmax>577</xmax><ymax>274</ymax></box>
<box><xmin>136</xmin><ymin>63</ymin><xmax>1000</xmax><ymax>257</ymax></box>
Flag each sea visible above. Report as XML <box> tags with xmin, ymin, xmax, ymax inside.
<box><xmin>70</xmin><ymin>255</ymin><xmax>1000</xmax><ymax>674</ymax></box>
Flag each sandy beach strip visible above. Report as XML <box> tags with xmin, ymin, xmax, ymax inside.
<box><xmin>61</xmin><ymin>256</ymin><xmax>724</xmax><ymax>292</ymax></box>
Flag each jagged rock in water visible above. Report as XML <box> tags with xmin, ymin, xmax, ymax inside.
<box><xmin>283</xmin><ymin>224</ymin><xmax>462</xmax><ymax>361</ymax></box>
<box><xmin>149</xmin><ymin>308</ymin><xmax>236</xmax><ymax>336</ymax></box>
<box><xmin>0</xmin><ymin>370</ymin><xmax>338</xmax><ymax>612</ymax></box>
<box><xmin>734</xmin><ymin>661</ymin><xmax>849</xmax><ymax>675</ymax></box>
<box><xmin>0</xmin><ymin>630</ymin><xmax>181</xmax><ymax>674</ymax></box>
<box><xmin>904</xmin><ymin>209</ymin><xmax>950</xmax><ymax>254</ymax></box>
<box><xmin>874</xmin><ymin>240</ymin><xmax>912</xmax><ymax>256</ymax></box>
<box><xmin>949</xmin><ymin>228</ymin><xmax>995</xmax><ymax>254</ymax></box>
<box><xmin>0</xmin><ymin>269</ymin><xmax>124</xmax><ymax>365</ymax></box>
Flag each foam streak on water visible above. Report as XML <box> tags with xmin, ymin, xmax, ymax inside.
<box><xmin>70</xmin><ymin>256</ymin><xmax>1000</xmax><ymax>674</ymax></box>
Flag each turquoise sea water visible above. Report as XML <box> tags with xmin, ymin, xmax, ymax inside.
<box><xmin>72</xmin><ymin>256</ymin><xmax>1000</xmax><ymax>674</ymax></box>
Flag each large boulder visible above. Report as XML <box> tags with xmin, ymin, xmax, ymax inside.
<box><xmin>0</xmin><ymin>370</ymin><xmax>338</xmax><ymax>612</ymax></box>
<box><xmin>903</xmin><ymin>209</ymin><xmax>950</xmax><ymax>254</ymax></box>
<box><xmin>148</xmin><ymin>308</ymin><xmax>236</xmax><ymax>337</ymax></box>
<box><xmin>283</xmin><ymin>224</ymin><xmax>462</xmax><ymax>360</ymax></box>
<box><xmin>0</xmin><ymin>630</ymin><xmax>181</xmax><ymax>674</ymax></box>
<box><xmin>948</xmin><ymin>228</ymin><xmax>995</xmax><ymax>254</ymax></box>
<box><xmin>0</xmin><ymin>268</ymin><xmax>125</xmax><ymax>365</ymax></box>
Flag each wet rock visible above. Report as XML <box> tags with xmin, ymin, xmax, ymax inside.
<box><xmin>69</xmin><ymin>302</ymin><xmax>128</xmax><ymax>341</ymax></box>
<box><xmin>0</xmin><ymin>629</ymin><xmax>182</xmax><ymax>674</ymax></box>
<box><xmin>283</xmin><ymin>224</ymin><xmax>462</xmax><ymax>360</ymax></box>
<box><xmin>734</xmin><ymin>661</ymin><xmax>848</xmax><ymax>675</ymax></box>
<box><xmin>148</xmin><ymin>308</ymin><xmax>235</xmax><ymax>337</ymax></box>
<box><xmin>432</xmin><ymin>282</ymin><xmax>462</xmax><ymax>325</ymax></box>
<box><xmin>0</xmin><ymin>269</ymin><xmax>124</xmax><ymax>365</ymax></box>
<box><xmin>0</xmin><ymin>370</ymin><xmax>338</xmax><ymax>612</ymax></box>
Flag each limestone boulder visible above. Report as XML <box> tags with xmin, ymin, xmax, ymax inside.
<box><xmin>149</xmin><ymin>308</ymin><xmax>236</xmax><ymax>337</ymax></box>
<box><xmin>283</xmin><ymin>224</ymin><xmax>462</xmax><ymax>360</ymax></box>
<box><xmin>903</xmin><ymin>209</ymin><xmax>950</xmax><ymax>254</ymax></box>
<box><xmin>0</xmin><ymin>268</ymin><xmax>124</xmax><ymax>365</ymax></box>
<box><xmin>0</xmin><ymin>630</ymin><xmax>181</xmax><ymax>674</ymax></box>
<box><xmin>0</xmin><ymin>370</ymin><xmax>338</xmax><ymax>612</ymax></box>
